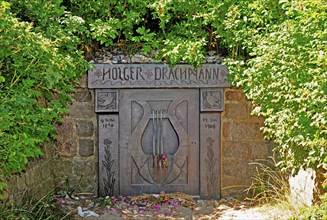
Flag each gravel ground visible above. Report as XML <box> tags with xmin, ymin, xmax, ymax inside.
<box><xmin>58</xmin><ymin>193</ymin><xmax>290</xmax><ymax>220</ymax></box>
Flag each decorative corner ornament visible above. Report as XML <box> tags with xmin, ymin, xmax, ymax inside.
<box><xmin>95</xmin><ymin>89</ymin><xmax>119</xmax><ymax>112</ymax></box>
<box><xmin>200</xmin><ymin>88</ymin><xmax>224</xmax><ymax>112</ymax></box>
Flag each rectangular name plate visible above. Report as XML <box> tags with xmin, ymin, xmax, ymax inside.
<box><xmin>88</xmin><ymin>64</ymin><xmax>229</xmax><ymax>88</ymax></box>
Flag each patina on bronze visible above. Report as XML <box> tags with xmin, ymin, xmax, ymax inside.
<box><xmin>90</xmin><ymin>64</ymin><xmax>229</xmax><ymax>199</ymax></box>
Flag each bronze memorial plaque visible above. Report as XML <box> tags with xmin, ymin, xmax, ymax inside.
<box><xmin>89</xmin><ymin>64</ymin><xmax>229</xmax><ymax>199</ymax></box>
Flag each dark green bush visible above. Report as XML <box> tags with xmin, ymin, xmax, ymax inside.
<box><xmin>0</xmin><ymin>0</ymin><xmax>91</xmax><ymax>198</ymax></box>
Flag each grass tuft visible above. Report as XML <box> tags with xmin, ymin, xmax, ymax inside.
<box><xmin>244</xmin><ymin>157</ymin><xmax>302</xmax><ymax>218</ymax></box>
<box><xmin>0</xmin><ymin>190</ymin><xmax>71</xmax><ymax>220</ymax></box>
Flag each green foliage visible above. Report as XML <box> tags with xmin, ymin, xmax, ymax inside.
<box><xmin>222</xmin><ymin>0</ymin><xmax>327</xmax><ymax>175</ymax></box>
<box><xmin>0</xmin><ymin>0</ymin><xmax>91</xmax><ymax>197</ymax></box>
<box><xmin>66</xmin><ymin>0</ymin><xmax>150</xmax><ymax>47</ymax></box>
<box><xmin>291</xmin><ymin>194</ymin><xmax>327</xmax><ymax>220</ymax></box>
<box><xmin>1</xmin><ymin>0</ymin><xmax>326</xmax><ymax>199</ymax></box>
<box><xmin>64</xmin><ymin>0</ymin><xmax>218</xmax><ymax>66</ymax></box>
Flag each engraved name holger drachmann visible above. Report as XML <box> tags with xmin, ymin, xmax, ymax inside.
<box><xmin>88</xmin><ymin>64</ymin><xmax>229</xmax><ymax>88</ymax></box>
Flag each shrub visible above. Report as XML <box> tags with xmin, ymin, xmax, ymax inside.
<box><xmin>222</xmin><ymin>0</ymin><xmax>327</xmax><ymax>177</ymax></box>
<box><xmin>291</xmin><ymin>194</ymin><xmax>327</xmax><ymax>220</ymax></box>
<box><xmin>0</xmin><ymin>1</ymin><xmax>91</xmax><ymax>198</ymax></box>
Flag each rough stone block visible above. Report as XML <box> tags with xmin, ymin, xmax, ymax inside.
<box><xmin>79</xmin><ymin>139</ymin><xmax>94</xmax><ymax>157</ymax></box>
<box><xmin>56</xmin><ymin>118</ymin><xmax>75</xmax><ymax>140</ymax></box>
<box><xmin>221</xmin><ymin>185</ymin><xmax>246</xmax><ymax>197</ymax></box>
<box><xmin>251</xmin><ymin>141</ymin><xmax>269</xmax><ymax>159</ymax></box>
<box><xmin>74</xmin><ymin>74</ymin><xmax>87</xmax><ymax>88</ymax></box>
<box><xmin>52</xmin><ymin>159</ymin><xmax>73</xmax><ymax>180</ymax></box>
<box><xmin>225</xmin><ymin>89</ymin><xmax>246</xmax><ymax>102</ymax></box>
<box><xmin>73</xmin><ymin>159</ymin><xmax>97</xmax><ymax>192</ymax></box>
<box><xmin>35</xmin><ymin>178</ymin><xmax>54</xmax><ymax>198</ymax></box>
<box><xmin>224</xmin><ymin>103</ymin><xmax>248</xmax><ymax>120</ymax></box>
<box><xmin>246</xmin><ymin>160</ymin><xmax>266</xmax><ymax>179</ymax></box>
<box><xmin>222</xmin><ymin>158</ymin><xmax>248</xmax><ymax>178</ymax></box>
<box><xmin>26</xmin><ymin>187</ymin><xmax>38</xmax><ymax>198</ymax></box>
<box><xmin>221</xmin><ymin>141</ymin><xmax>251</xmax><ymax>159</ymax></box>
<box><xmin>221</xmin><ymin>175</ymin><xmax>248</xmax><ymax>197</ymax></box>
<box><xmin>76</xmin><ymin>120</ymin><xmax>94</xmax><ymax>137</ymax></box>
<box><xmin>221</xmin><ymin>175</ymin><xmax>244</xmax><ymax>188</ymax></box>
<box><xmin>44</xmin><ymin>142</ymin><xmax>56</xmax><ymax>159</ymax></box>
<box><xmin>40</xmin><ymin>161</ymin><xmax>51</xmax><ymax>180</ymax></box>
<box><xmin>74</xmin><ymin>89</ymin><xmax>92</xmax><ymax>102</ymax></box>
<box><xmin>25</xmin><ymin>171</ymin><xmax>36</xmax><ymax>186</ymax></box>
<box><xmin>15</xmin><ymin>174</ymin><xmax>27</xmax><ymax>190</ymax></box>
<box><xmin>79</xmin><ymin>176</ymin><xmax>97</xmax><ymax>193</ymax></box>
<box><xmin>231</xmin><ymin>122</ymin><xmax>264</xmax><ymax>140</ymax></box>
<box><xmin>74</xmin><ymin>159</ymin><xmax>95</xmax><ymax>175</ymax></box>
<box><xmin>58</xmin><ymin>140</ymin><xmax>78</xmax><ymax>157</ymax></box>
<box><xmin>222</xmin><ymin>122</ymin><xmax>231</xmax><ymax>140</ymax></box>
<box><xmin>37</xmin><ymin>183</ymin><xmax>50</xmax><ymax>198</ymax></box>
<box><xmin>69</xmin><ymin>103</ymin><xmax>94</xmax><ymax>118</ymax></box>
<box><xmin>33</xmin><ymin>164</ymin><xmax>45</xmax><ymax>185</ymax></box>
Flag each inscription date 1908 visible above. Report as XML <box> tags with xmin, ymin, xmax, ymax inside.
<box><xmin>203</xmin><ymin>117</ymin><xmax>218</xmax><ymax>129</ymax></box>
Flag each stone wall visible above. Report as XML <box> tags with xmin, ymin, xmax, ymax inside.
<box><xmin>6</xmin><ymin>53</ymin><xmax>273</xmax><ymax>199</ymax></box>
<box><xmin>52</xmin><ymin>74</ymin><xmax>98</xmax><ymax>194</ymax></box>
<box><xmin>51</xmin><ymin>84</ymin><xmax>273</xmax><ymax>197</ymax></box>
<box><xmin>221</xmin><ymin>88</ymin><xmax>273</xmax><ymax>196</ymax></box>
<box><xmin>6</xmin><ymin>75</ymin><xmax>98</xmax><ymax>201</ymax></box>
<box><xmin>5</xmin><ymin>143</ymin><xmax>55</xmax><ymax>202</ymax></box>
